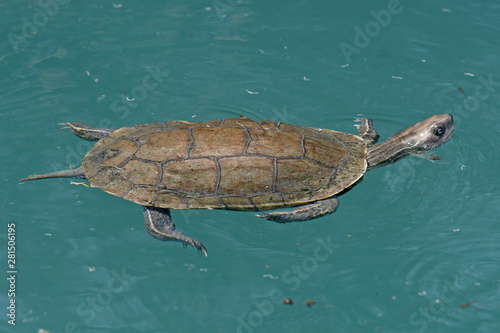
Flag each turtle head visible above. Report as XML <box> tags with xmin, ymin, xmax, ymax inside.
<box><xmin>367</xmin><ymin>114</ymin><xmax>454</xmax><ymax>169</ymax></box>
<box><xmin>398</xmin><ymin>114</ymin><xmax>454</xmax><ymax>153</ymax></box>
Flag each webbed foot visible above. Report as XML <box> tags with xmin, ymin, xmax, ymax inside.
<box><xmin>143</xmin><ymin>206</ymin><xmax>207</xmax><ymax>257</ymax></box>
<box><xmin>60</xmin><ymin>122</ymin><xmax>115</xmax><ymax>141</ymax></box>
<box><xmin>257</xmin><ymin>197</ymin><xmax>339</xmax><ymax>223</ymax></box>
<box><xmin>356</xmin><ymin>118</ymin><xmax>379</xmax><ymax>146</ymax></box>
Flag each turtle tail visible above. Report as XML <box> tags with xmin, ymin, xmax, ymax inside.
<box><xmin>20</xmin><ymin>166</ymin><xmax>86</xmax><ymax>182</ymax></box>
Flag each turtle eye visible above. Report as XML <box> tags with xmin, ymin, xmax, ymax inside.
<box><xmin>432</xmin><ymin>125</ymin><xmax>445</xmax><ymax>137</ymax></box>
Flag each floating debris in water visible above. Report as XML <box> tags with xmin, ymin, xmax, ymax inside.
<box><xmin>304</xmin><ymin>300</ymin><xmax>316</xmax><ymax>307</ymax></box>
<box><xmin>283</xmin><ymin>298</ymin><xmax>293</xmax><ymax>305</ymax></box>
<box><xmin>458</xmin><ymin>300</ymin><xmax>478</xmax><ymax>309</ymax></box>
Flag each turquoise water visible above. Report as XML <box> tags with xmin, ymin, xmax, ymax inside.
<box><xmin>2</xmin><ymin>0</ymin><xmax>500</xmax><ymax>332</ymax></box>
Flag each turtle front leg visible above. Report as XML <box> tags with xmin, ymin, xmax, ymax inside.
<box><xmin>143</xmin><ymin>206</ymin><xmax>208</xmax><ymax>257</ymax></box>
<box><xmin>356</xmin><ymin>118</ymin><xmax>379</xmax><ymax>146</ymax></box>
<box><xmin>257</xmin><ymin>197</ymin><xmax>339</xmax><ymax>223</ymax></box>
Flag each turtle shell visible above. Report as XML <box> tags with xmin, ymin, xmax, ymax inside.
<box><xmin>82</xmin><ymin>116</ymin><xmax>367</xmax><ymax>211</ymax></box>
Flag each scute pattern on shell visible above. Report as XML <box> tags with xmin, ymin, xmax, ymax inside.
<box><xmin>82</xmin><ymin>116</ymin><xmax>367</xmax><ymax>211</ymax></box>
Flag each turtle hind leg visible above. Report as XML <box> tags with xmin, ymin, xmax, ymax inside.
<box><xmin>257</xmin><ymin>197</ymin><xmax>339</xmax><ymax>223</ymax></box>
<box><xmin>356</xmin><ymin>118</ymin><xmax>379</xmax><ymax>146</ymax></box>
<box><xmin>143</xmin><ymin>206</ymin><xmax>208</xmax><ymax>257</ymax></box>
<box><xmin>20</xmin><ymin>166</ymin><xmax>86</xmax><ymax>182</ymax></box>
<box><xmin>60</xmin><ymin>122</ymin><xmax>115</xmax><ymax>141</ymax></box>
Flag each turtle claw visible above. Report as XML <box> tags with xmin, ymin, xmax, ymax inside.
<box><xmin>184</xmin><ymin>239</ymin><xmax>208</xmax><ymax>257</ymax></box>
<box><xmin>256</xmin><ymin>213</ymin><xmax>272</xmax><ymax>220</ymax></box>
<box><xmin>196</xmin><ymin>243</ymin><xmax>209</xmax><ymax>257</ymax></box>
<box><xmin>257</xmin><ymin>213</ymin><xmax>279</xmax><ymax>223</ymax></box>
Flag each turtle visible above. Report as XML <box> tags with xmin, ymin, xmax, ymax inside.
<box><xmin>20</xmin><ymin>114</ymin><xmax>454</xmax><ymax>256</ymax></box>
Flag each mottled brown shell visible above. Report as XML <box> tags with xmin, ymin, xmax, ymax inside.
<box><xmin>82</xmin><ymin>116</ymin><xmax>367</xmax><ymax>211</ymax></box>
